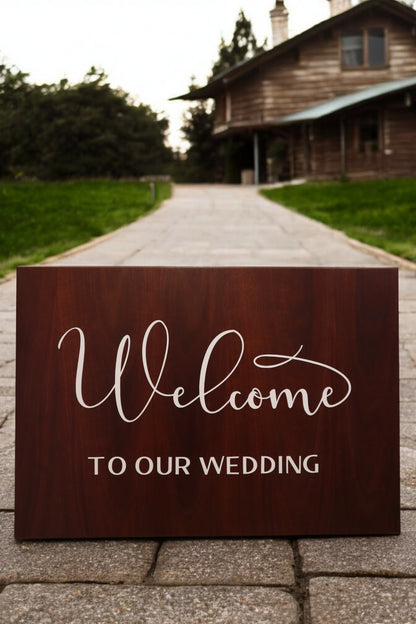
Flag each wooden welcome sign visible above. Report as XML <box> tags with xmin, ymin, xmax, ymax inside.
<box><xmin>15</xmin><ymin>266</ymin><xmax>400</xmax><ymax>539</ymax></box>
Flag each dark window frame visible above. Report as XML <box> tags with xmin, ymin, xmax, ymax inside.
<box><xmin>341</xmin><ymin>27</ymin><xmax>387</xmax><ymax>69</ymax></box>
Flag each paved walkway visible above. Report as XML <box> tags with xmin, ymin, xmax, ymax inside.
<box><xmin>0</xmin><ymin>185</ymin><xmax>415</xmax><ymax>623</ymax></box>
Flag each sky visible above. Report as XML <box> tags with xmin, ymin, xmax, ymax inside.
<box><xmin>0</xmin><ymin>0</ymin><xmax>406</xmax><ymax>150</ymax></box>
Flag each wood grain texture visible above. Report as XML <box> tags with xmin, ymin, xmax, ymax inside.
<box><xmin>15</xmin><ymin>267</ymin><xmax>399</xmax><ymax>539</ymax></box>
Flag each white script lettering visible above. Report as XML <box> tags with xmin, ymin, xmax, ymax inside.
<box><xmin>58</xmin><ymin>321</ymin><xmax>352</xmax><ymax>422</ymax></box>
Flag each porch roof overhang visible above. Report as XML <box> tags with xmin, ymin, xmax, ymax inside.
<box><xmin>276</xmin><ymin>75</ymin><xmax>416</xmax><ymax>125</ymax></box>
<box><xmin>213</xmin><ymin>119</ymin><xmax>277</xmax><ymax>136</ymax></box>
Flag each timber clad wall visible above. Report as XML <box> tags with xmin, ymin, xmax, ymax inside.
<box><xmin>389</xmin><ymin>19</ymin><xmax>416</xmax><ymax>76</ymax></box>
<box><xmin>292</xmin><ymin>130</ymin><xmax>307</xmax><ymax>179</ymax></box>
<box><xmin>386</xmin><ymin>106</ymin><xmax>416</xmax><ymax>176</ymax></box>
<box><xmin>310</xmin><ymin>120</ymin><xmax>343</xmax><ymax>178</ymax></box>
<box><xmin>291</xmin><ymin>91</ymin><xmax>416</xmax><ymax>180</ymax></box>
<box><xmin>216</xmin><ymin>94</ymin><xmax>226</xmax><ymax>126</ymax></box>
<box><xmin>228</xmin><ymin>73</ymin><xmax>264</xmax><ymax>125</ymax></box>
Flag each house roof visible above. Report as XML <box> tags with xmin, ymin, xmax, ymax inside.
<box><xmin>172</xmin><ymin>0</ymin><xmax>416</xmax><ymax>101</ymax></box>
<box><xmin>277</xmin><ymin>75</ymin><xmax>416</xmax><ymax>124</ymax></box>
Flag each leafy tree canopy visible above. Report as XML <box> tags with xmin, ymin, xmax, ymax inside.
<box><xmin>179</xmin><ymin>95</ymin><xmax>216</xmax><ymax>182</ymax></box>
<box><xmin>211</xmin><ymin>10</ymin><xmax>267</xmax><ymax>78</ymax></box>
<box><xmin>0</xmin><ymin>63</ymin><xmax>172</xmax><ymax>180</ymax></box>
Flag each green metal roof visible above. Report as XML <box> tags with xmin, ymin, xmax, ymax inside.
<box><xmin>279</xmin><ymin>75</ymin><xmax>416</xmax><ymax>124</ymax></box>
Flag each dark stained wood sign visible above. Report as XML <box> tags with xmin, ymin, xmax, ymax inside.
<box><xmin>15</xmin><ymin>266</ymin><xmax>400</xmax><ymax>539</ymax></box>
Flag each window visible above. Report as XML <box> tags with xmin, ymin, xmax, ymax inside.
<box><xmin>358</xmin><ymin>113</ymin><xmax>379</xmax><ymax>154</ymax></box>
<box><xmin>341</xmin><ymin>31</ymin><xmax>364</xmax><ymax>67</ymax></box>
<box><xmin>341</xmin><ymin>28</ymin><xmax>386</xmax><ymax>68</ymax></box>
<box><xmin>368</xmin><ymin>28</ymin><xmax>386</xmax><ymax>67</ymax></box>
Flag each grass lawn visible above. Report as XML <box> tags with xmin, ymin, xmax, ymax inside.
<box><xmin>0</xmin><ymin>180</ymin><xmax>171</xmax><ymax>277</ymax></box>
<box><xmin>261</xmin><ymin>178</ymin><xmax>416</xmax><ymax>263</ymax></box>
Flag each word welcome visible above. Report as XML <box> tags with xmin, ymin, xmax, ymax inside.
<box><xmin>58</xmin><ymin>320</ymin><xmax>352</xmax><ymax>421</ymax></box>
<box><xmin>88</xmin><ymin>454</ymin><xmax>320</xmax><ymax>476</ymax></box>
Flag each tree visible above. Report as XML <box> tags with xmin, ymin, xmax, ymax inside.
<box><xmin>179</xmin><ymin>87</ymin><xmax>217</xmax><ymax>182</ymax></box>
<box><xmin>0</xmin><ymin>64</ymin><xmax>172</xmax><ymax>179</ymax></box>
<box><xmin>179</xmin><ymin>11</ymin><xmax>266</xmax><ymax>183</ymax></box>
<box><xmin>211</xmin><ymin>10</ymin><xmax>267</xmax><ymax>77</ymax></box>
<box><xmin>34</xmin><ymin>70</ymin><xmax>172</xmax><ymax>179</ymax></box>
<box><xmin>0</xmin><ymin>63</ymin><xmax>34</xmax><ymax>176</ymax></box>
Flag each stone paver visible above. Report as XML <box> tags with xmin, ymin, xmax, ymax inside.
<box><xmin>0</xmin><ymin>398</ymin><xmax>13</xmax><ymax>426</ymax></box>
<box><xmin>309</xmin><ymin>578</ymin><xmax>416</xmax><ymax>624</ymax></box>
<box><xmin>299</xmin><ymin>510</ymin><xmax>416</xmax><ymax>576</ymax></box>
<box><xmin>0</xmin><ymin>514</ymin><xmax>158</xmax><ymax>584</ymax></box>
<box><xmin>401</xmin><ymin>447</ymin><xmax>416</xmax><ymax>509</ymax></box>
<box><xmin>1</xmin><ymin>185</ymin><xmax>415</xmax><ymax>623</ymax></box>
<box><xmin>152</xmin><ymin>539</ymin><xmax>295</xmax><ymax>586</ymax></box>
<box><xmin>401</xmin><ymin>402</ymin><xmax>416</xmax><ymax>423</ymax></box>
<box><xmin>402</xmin><ymin>423</ymin><xmax>416</xmax><ymax>449</ymax></box>
<box><xmin>0</xmin><ymin>416</ymin><xmax>14</xmax><ymax>509</ymax></box>
<box><xmin>0</xmin><ymin>585</ymin><xmax>299</xmax><ymax>624</ymax></box>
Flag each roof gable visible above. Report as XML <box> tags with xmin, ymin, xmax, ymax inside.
<box><xmin>173</xmin><ymin>0</ymin><xmax>416</xmax><ymax>101</ymax></box>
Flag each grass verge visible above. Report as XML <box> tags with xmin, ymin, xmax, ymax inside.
<box><xmin>261</xmin><ymin>178</ymin><xmax>416</xmax><ymax>264</ymax></box>
<box><xmin>0</xmin><ymin>180</ymin><xmax>171</xmax><ymax>277</ymax></box>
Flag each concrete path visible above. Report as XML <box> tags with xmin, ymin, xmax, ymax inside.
<box><xmin>1</xmin><ymin>184</ymin><xmax>415</xmax><ymax>623</ymax></box>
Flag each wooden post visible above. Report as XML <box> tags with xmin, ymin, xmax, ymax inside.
<box><xmin>340</xmin><ymin>118</ymin><xmax>346</xmax><ymax>176</ymax></box>
<box><xmin>302</xmin><ymin>124</ymin><xmax>310</xmax><ymax>176</ymax></box>
<box><xmin>254</xmin><ymin>132</ymin><xmax>260</xmax><ymax>185</ymax></box>
<box><xmin>290</xmin><ymin>131</ymin><xmax>295</xmax><ymax>180</ymax></box>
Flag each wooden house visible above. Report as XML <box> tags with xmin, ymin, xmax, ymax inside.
<box><xmin>175</xmin><ymin>0</ymin><xmax>416</xmax><ymax>182</ymax></box>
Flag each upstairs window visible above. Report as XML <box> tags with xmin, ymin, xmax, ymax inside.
<box><xmin>341</xmin><ymin>31</ymin><xmax>364</xmax><ymax>66</ymax></box>
<box><xmin>368</xmin><ymin>28</ymin><xmax>386</xmax><ymax>67</ymax></box>
<box><xmin>341</xmin><ymin>28</ymin><xmax>386</xmax><ymax>68</ymax></box>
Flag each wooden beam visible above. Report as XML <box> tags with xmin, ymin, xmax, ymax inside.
<box><xmin>254</xmin><ymin>132</ymin><xmax>260</xmax><ymax>185</ymax></box>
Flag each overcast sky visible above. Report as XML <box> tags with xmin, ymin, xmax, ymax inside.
<box><xmin>1</xmin><ymin>0</ymin><xmax>411</xmax><ymax>149</ymax></box>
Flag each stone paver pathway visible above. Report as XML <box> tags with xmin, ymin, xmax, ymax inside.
<box><xmin>1</xmin><ymin>185</ymin><xmax>415</xmax><ymax>623</ymax></box>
